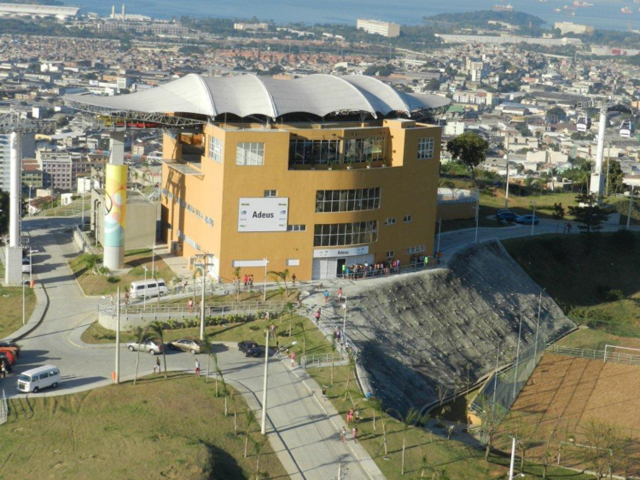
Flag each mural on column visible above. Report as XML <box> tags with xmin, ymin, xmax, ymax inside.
<box><xmin>104</xmin><ymin>164</ymin><xmax>127</xmax><ymax>248</ymax></box>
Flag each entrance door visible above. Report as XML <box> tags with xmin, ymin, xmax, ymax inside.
<box><xmin>336</xmin><ymin>258</ymin><xmax>346</xmax><ymax>278</ymax></box>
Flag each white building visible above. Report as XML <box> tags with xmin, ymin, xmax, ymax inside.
<box><xmin>554</xmin><ymin>22</ymin><xmax>594</xmax><ymax>35</ymax></box>
<box><xmin>356</xmin><ymin>19</ymin><xmax>400</xmax><ymax>38</ymax></box>
<box><xmin>234</xmin><ymin>22</ymin><xmax>269</xmax><ymax>31</ymax></box>
<box><xmin>444</xmin><ymin>121</ymin><xmax>466</xmax><ymax>136</ymax></box>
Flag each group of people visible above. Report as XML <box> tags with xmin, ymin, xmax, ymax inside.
<box><xmin>339</xmin><ymin>255</ymin><xmax>442</xmax><ymax>281</ymax></box>
<box><xmin>340</xmin><ymin>425</ymin><xmax>358</xmax><ymax>444</ymax></box>
<box><xmin>562</xmin><ymin>222</ymin><xmax>574</xmax><ymax>234</ymax></box>
<box><xmin>242</xmin><ymin>274</ymin><xmax>255</xmax><ymax>290</ymax></box>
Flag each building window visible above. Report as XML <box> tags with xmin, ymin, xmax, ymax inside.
<box><xmin>384</xmin><ymin>217</ymin><xmax>396</xmax><ymax>226</ymax></box>
<box><xmin>264</xmin><ymin>190</ymin><xmax>277</xmax><ymax>197</ymax></box>
<box><xmin>208</xmin><ymin>136</ymin><xmax>223</xmax><ymax>163</ymax></box>
<box><xmin>344</xmin><ymin>137</ymin><xmax>385</xmax><ymax>164</ymax></box>
<box><xmin>313</xmin><ymin>221</ymin><xmax>378</xmax><ymax>247</ymax></box>
<box><xmin>386</xmin><ymin>251</ymin><xmax>394</xmax><ymax>258</ymax></box>
<box><xmin>403</xmin><ymin>215</ymin><xmax>412</xmax><ymax>223</ymax></box>
<box><xmin>289</xmin><ymin>139</ymin><xmax>341</xmax><ymax>166</ymax></box>
<box><xmin>417</xmin><ymin>137</ymin><xmax>434</xmax><ymax>160</ymax></box>
<box><xmin>315</xmin><ymin>188</ymin><xmax>381</xmax><ymax>213</ymax></box>
<box><xmin>236</xmin><ymin>142</ymin><xmax>264</xmax><ymax>166</ymax></box>
<box><xmin>287</xmin><ymin>224</ymin><xmax>306</xmax><ymax>232</ymax></box>
<box><xmin>407</xmin><ymin>245</ymin><xmax>426</xmax><ymax>254</ymax></box>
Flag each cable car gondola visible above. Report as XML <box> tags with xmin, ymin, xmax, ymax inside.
<box><xmin>577</xmin><ymin>116</ymin><xmax>591</xmax><ymax>133</ymax></box>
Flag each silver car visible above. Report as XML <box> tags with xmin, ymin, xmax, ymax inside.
<box><xmin>126</xmin><ymin>338</ymin><xmax>164</xmax><ymax>355</ymax></box>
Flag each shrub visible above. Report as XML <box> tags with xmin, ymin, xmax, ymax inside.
<box><xmin>107</xmin><ymin>276</ymin><xmax>120</xmax><ymax>284</ymax></box>
<box><xmin>610</xmin><ymin>229</ymin><xmax>637</xmax><ymax>251</ymax></box>
<box><xmin>605</xmin><ymin>289</ymin><xmax>624</xmax><ymax>302</ymax></box>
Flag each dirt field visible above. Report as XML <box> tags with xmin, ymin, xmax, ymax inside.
<box><xmin>507</xmin><ymin>352</ymin><xmax>640</xmax><ymax>474</ymax></box>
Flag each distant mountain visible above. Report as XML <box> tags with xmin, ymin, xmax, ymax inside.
<box><xmin>424</xmin><ymin>10</ymin><xmax>545</xmax><ymax>28</ymax></box>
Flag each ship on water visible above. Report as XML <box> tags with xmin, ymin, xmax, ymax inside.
<box><xmin>622</xmin><ymin>7</ymin><xmax>633</xmax><ymax>14</ymax></box>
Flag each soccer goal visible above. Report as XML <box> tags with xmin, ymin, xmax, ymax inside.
<box><xmin>603</xmin><ymin>344</ymin><xmax>640</xmax><ymax>365</ymax></box>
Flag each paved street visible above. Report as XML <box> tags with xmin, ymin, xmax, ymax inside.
<box><xmin>3</xmin><ymin>217</ymin><xmax>381</xmax><ymax>480</ymax></box>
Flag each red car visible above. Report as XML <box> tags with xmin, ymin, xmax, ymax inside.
<box><xmin>0</xmin><ymin>341</ymin><xmax>20</xmax><ymax>358</ymax></box>
<box><xmin>0</xmin><ymin>351</ymin><xmax>15</xmax><ymax>366</ymax></box>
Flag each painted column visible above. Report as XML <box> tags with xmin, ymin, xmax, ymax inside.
<box><xmin>103</xmin><ymin>131</ymin><xmax>127</xmax><ymax>270</ymax></box>
<box><xmin>9</xmin><ymin>132</ymin><xmax>22</xmax><ymax>248</ymax></box>
<box><xmin>590</xmin><ymin>107</ymin><xmax>607</xmax><ymax>198</ymax></box>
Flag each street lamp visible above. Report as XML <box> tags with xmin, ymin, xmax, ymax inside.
<box><xmin>474</xmin><ymin>188</ymin><xmax>480</xmax><ymax>243</ymax></box>
<box><xmin>151</xmin><ymin>241</ymin><xmax>157</xmax><ymax>279</ymax></box>
<box><xmin>530</xmin><ymin>202</ymin><xmax>537</xmax><ymax>236</ymax></box>
<box><xmin>142</xmin><ymin>265</ymin><xmax>148</xmax><ymax>309</ymax></box>
<box><xmin>341</xmin><ymin>299</ymin><xmax>347</xmax><ymax>339</ymax></box>
<box><xmin>22</xmin><ymin>274</ymin><xmax>25</xmax><ymax>326</ymax></box>
<box><xmin>261</xmin><ymin>328</ymin><xmax>270</xmax><ymax>435</ymax></box>
<box><xmin>263</xmin><ymin>257</ymin><xmax>269</xmax><ymax>302</ymax></box>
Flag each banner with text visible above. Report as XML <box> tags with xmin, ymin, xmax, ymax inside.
<box><xmin>238</xmin><ymin>198</ymin><xmax>289</xmax><ymax>232</ymax></box>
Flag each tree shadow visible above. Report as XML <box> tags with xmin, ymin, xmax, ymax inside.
<box><xmin>201</xmin><ymin>441</ymin><xmax>248</xmax><ymax>480</ymax></box>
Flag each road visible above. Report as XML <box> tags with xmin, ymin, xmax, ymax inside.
<box><xmin>4</xmin><ymin>217</ymin><xmax>380</xmax><ymax>480</ymax></box>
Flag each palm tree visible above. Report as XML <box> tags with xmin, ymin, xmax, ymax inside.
<box><xmin>212</xmin><ymin>352</ymin><xmax>220</xmax><ymax>395</ymax></box>
<box><xmin>327</xmin><ymin>334</ymin><xmax>338</xmax><ymax>385</ymax></box>
<box><xmin>251</xmin><ymin>436</ymin><xmax>269</xmax><ymax>480</ymax></box>
<box><xmin>148</xmin><ymin>322</ymin><xmax>167</xmax><ymax>379</ymax></box>
<box><xmin>133</xmin><ymin>325</ymin><xmax>148</xmax><ymax>386</ymax></box>
<box><xmin>343</xmin><ymin>353</ymin><xmax>357</xmax><ymax>400</ymax></box>
<box><xmin>233</xmin><ymin>267</ymin><xmax>241</xmax><ymax>301</ymax></box>
<box><xmin>268</xmin><ymin>268</ymin><xmax>290</xmax><ymax>297</ymax></box>
<box><xmin>280</xmin><ymin>302</ymin><xmax>297</xmax><ymax>337</ymax></box>
<box><xmin>368</xmin><ymin>397</ymin><xmax>383</xmax><ymax>434</ymax></box>
<box><xmin>294</xmin><ymin>320</ymin><xmax>306</xmax><ymax>355</ymax></box>
<box><xmin>83</xmin><ymin>254</ymin><xmax>101</xmax><ymax>275</ymax></box>
<box><xmin>388</xmin><ymin>407</ymin><xmax>425</xmax><ymax>475</ymax></box>
<box><xmin>243</xmin><ymin>410</ymin><xmax>257</xmax><ymax>458</ymax></box>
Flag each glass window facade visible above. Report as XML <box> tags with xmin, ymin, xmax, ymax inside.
<box><xmin>313</xmin><ymin>221</ymin><xmax>378</xmax><ymax>247</ymax></box>
<box><xmin>289</xmin><ymin>139</ymin><xmax>341</xmax><ymax>166</ymax></box>
<box><xmin>208</xmin><ymin>136</ymin><xmax>223</xmax><ymax>163</ymax></box>
<box><xmin>236</xmin><ymin>142</ymin><xmax>264</xmax><ymax>166</ymax></box>
<box><xmin>417</xmin><ymin>137</ymin><xmax>434</xmax><ymax>160</ymax></box>
<box><xmin>315</xmin><ymin>188</ymin><xmax>381</xmax><ymax>213</ymax></box>
<box><xmin>344</xmin><ymin>137</ymin><xmax>385</xmax><ymax>164</ymax></box>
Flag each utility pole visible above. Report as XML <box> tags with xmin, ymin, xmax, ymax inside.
<box><xmin>261</xmin><ymin>328</ymin><xmax>270</xmax><ymax>435</ymax></box>
<box><xmin>115</xmin><ymin>286</ymin><xmax>120</xmax><ymax>384</ymax></box>
<box><xmin>504</xmin><ymin>136</ymin><xmax>510</xmax><ymax>209</ymax></box>
<box><xmin>195</xmin><ymin>253</ymin><xmax>214</xmax><ymax>341</ymax></box>
<box><xmin>474</xmin><ymin>189</ymin><xmax>480</xmax><ymax>243</ymax></box>
<box><xmin>508</xmin><ymin>436</ymin><xmax>517</xmax><ymax>480</ymax></box>
<box><xmin>263</xmin><ymin>257</ymin><xmax>269</xmax><ymax>302</ymax></box>
<box><xmin>534</xmin><ymin>289</ymin><xmax>543</xmax><ymax>359</ymax></box>
<box><xmin>22</xmin><ymin>274</ymin><xmax>25</xmax><ymax>325</ymax></box>
<box><xmin>492</xmin><ymin>345</ymin><xmax>500</xmax><ymax>405</ymax></box>
<box><xmin>513</xmin><ymin>316</ymin><xmax>523</xmax><ymax>399</ymax></box>
<box><xmin>530</xmin><ymin>202</ymin><xmax>537</xmax><ymax>236</ymax></box>
<box><xmin>627</xmin><ymin>185</ymin><xmax>635</xmax><ymax>230</ymax></box>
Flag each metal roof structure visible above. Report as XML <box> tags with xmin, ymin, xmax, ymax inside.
<box><xmin>64</xmin><ymin>74</ymin><xmax>450</xmax><ymax>120</ymax></box>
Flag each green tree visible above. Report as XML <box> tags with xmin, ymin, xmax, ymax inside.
<box><xmin>446</xmin><ymin>132</ymin><xmax>489</xmax><ymax>184</ymax></box>
<box><xmin>605</xmin><ymin>159</ymin><xmax>625</xmax><ymax>195</ymax></box>
<box><xmin>148</xmin><ymin>322</ymin><xmax>168</xmax><ymax>379</ymax></box>
<box><xmin>294</xmin><ymin>320</ymin><xmax>306</xmax><ymax>355</ymax></box>
<box><xmin>476</xmin><ymin>396</ymin><xmax>506</xmax><ymax>461</ymax></box>
<box><xmin>201</xmin><ymin>333</ymin><xmax>214</xmax><ymax>384</ymax></box>
<box><xmin>0</xmin><ymin>190</ymin><xmax>8</xmax><ymax>236</ymax></box>
<box><xmin>132</xmin><ymin>326</ymin><xmax>148</xmax><ymax>386</ymax></box>
<box><xmin>569</xmin><ymin>193</ymin><xmax>609</xmax><ymax>235</ymax></box>
<box><xmin>243</xmin><ymin>410</ymin><xmax>257</xmax><ymax>458</ymax></box>
<box><xmin>280</xmin><ymin>301</ymin><xmax>297</xmax><ymax>337</ymax></box>
<box><xmin>387</xmin><ymin>407</ymin><xmax>426</xmax><ymax>475</ymax></box>
<box><xmin>83</xmin><ymin>254</ymin><xmax>102</xmax><ymax>275</ymax></box>
<box><xmin>552</xmin><ymin>202</ymin><xmax>565</xmax><ymax>233</ymax></box>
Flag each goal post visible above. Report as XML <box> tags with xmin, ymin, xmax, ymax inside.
<box><xmin>603</xmin><ymin>344</ymin><xmax>640</xmax><ymax>364</ymax></box>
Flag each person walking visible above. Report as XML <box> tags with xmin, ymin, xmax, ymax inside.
<box><xmin>341</xmin><ymin>426</ymin><xmax>347</xmax><ymax>444</ymax></box>
<box><xmin>195</xmin><ymin>358</ymin><xmax>201</xmax><ymax>377</ymax></box>
<box><xmin>424</xmin><ymin>256</ymin><xmax>429</xmax><ymax>269</ymax></box>
<box><xmin>322</xmin><ymin>386</ymin><xmax>327</xmax><ymax>401</ymax></box>
<box><xmin>337</xmin><ymin>287</ymin><xmax>343</xmax><ymax>303</ymax></box>
<box><xmin>352</xmin><ymin>426</ymin><xmax>358</xmax><ymax>443</ymax></box>
<box><xmin>153</xmin><ymin>357</ymin><xmax>161</xmax><ymax>374</ymax></box>
<box><xmin>0</xmin><ymin>361</ymin><xmax>6</xmax><ymax>379</ymax></box>
<box><xmin>314</xmin><ymin>309</ymin><xmax>321</xmax><ymax>322</ymax></box>
<box><xmin>290</xmin><ymin>351</ymin><xmax>296</xmax><ymax>367</ymax></box>
<box><xmin>292</xmin><ymin>273</ymin><xmax>297</xmax><ymax>286</ymax></box>
<box><xmin>323</xmin><ymin>289</ymin><xmax>330</xmax><ymax>304</ymax></box>
<box><xmin>187</xmin><ymin>298</ymin><xmax>194</xmax><ymax>313</ymax></box>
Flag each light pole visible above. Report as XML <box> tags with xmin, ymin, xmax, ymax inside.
<box><xmin>151</xmin><ymin>241</ymin><xmax>156</xmax><ymax>279</ymax></box>
<box><xmin>22</xmin><ymin>274</ymin><xmax>25</xmax><ymax>325</ymax></box>
<box><xmin>115</xmin><ymin>286</ymin><xmax>120</xmax><ymax>384</ymax></box>
<box><xmin>504</xmin><ymin>136</ymin><xmax>510</xmax><ymax>209</ymax></box>
<box><xmin>530</xmin><ymin>202</ymin><xmax>537</xmax><ymax>236</ymax></box>
<box><xmin>512</xmin><ymin>316</ymin><xmax>523</xmax><ymax>399</ymax></box>
<box><xmin>534</xmin><ymin>289</ymin><xmax>544</xmax><ymax>359</ymax></box>
<box><xmin>341</xmin><ymin>298</ymin><xmax>347</xmax><ymax>338</ymax></box>
<box><xmin>263</xmin><ymin>257</ymin><xmax>269</xmax><ymax>302</ymax></box>
<box><xmin>508</xmin><ymin>436</ymin><xmax>517</xmax><ymax>480</ymax></box>
<box><xmin>142</xmin><ymin>265</ymin><xmax>148</xmax><ymax>309</ymax></box>
<box><xmin>474</xmin><ymin>189</ymin><xmax>480</xmax><ymax>243</ymax></box>
<box><xmin>29</xmin><ymin>248</ymin><xmax>34</xmax><ymax>284</ymax></box>
<box><xmin>81</xmin><ymin>192</ymin><xmax>85</xmax><ymax>226</ymax></box>
<box><xmin>627</xmin><ymin>185</ymin><xmax>635</xmax><ymax>230</ymax></box>
<box><xmin>195</xmin><ymin>253</ymin><xmax>214</xmax><ymax>341</ymax></box>
<box><xmin>261</xmin><ymin>328</ymin><xmax>270</xmax><ymax>435</ymax></box>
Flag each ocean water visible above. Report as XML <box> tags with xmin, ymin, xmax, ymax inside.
<box><xmin>70</xmin><ymin>0</ymin><xmax>635</xmax><ymax>32</ymax></box>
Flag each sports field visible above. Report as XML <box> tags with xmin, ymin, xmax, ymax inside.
<box><xmin>505</xmin><ymin>352</ymin><xmax>640</xmax><ymax>475</ymax></box>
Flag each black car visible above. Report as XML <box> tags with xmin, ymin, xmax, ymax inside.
<box><xmin>238</xmin><ymin>341</ymin><xmax>259</xmax><ymax>353</ymax></box>
<box><xmin>245</xmin><ymin>346</ymin><xmax>265</xmax><ymax>358</ymax></box>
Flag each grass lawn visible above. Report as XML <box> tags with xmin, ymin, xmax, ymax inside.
<box><xmin>81</xmin><ymin>314</ymin><xmax>333</xmax><ymax>358</ymax></box>
<box><xmin>556</xmin><ymin>327</ymin><xmax>640</xmax><ymax>351</ymax></box>
<box><xmin>69</xmin><ymin>249</ymin><xmax>176</xmax><ymax>296</ymax></box>
<box><xmin>0</xmin><ymin>286</ymin><xmax>36</xmax><ymax>339</ymax></box>
<box><xmin>503</xmin><ymin>232</ymin><xmax>640</xmax><ymax>325</ymax></box>
<box><xmin>306</xmin><ymin>365</ymin><xmax>592</xmax><ymax>480</ymax></box>
<box><xmin>0</xmin><ymin>374</ymin><xmax>288</xmax><ymax>480</ymax></box>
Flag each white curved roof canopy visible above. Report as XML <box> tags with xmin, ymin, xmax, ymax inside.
<box><xmin>65</xmin><ymin>74</ymin><xmax>450</xmax><ymax>119</ymax></box>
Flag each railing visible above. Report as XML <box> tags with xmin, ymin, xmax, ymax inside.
<box><xmin>74</xmin><ymin>226</ymin><xmax>100</xmax><ymax>256</ymax></box>
<box><xmin>337</xmin><ymin>259</ymin><xmax>441</xmax><ymax>281</ymax></box>
<box><xmin>548</xmin><ymin>344</ymin><xmax>640</xmax><ymax>366</ymax></box>
<box><xmin>98</xmin><ymin>300</ymin><xmax>288</xmax><ymax>317</ymax></box>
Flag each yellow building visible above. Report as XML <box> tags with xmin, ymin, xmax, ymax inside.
<box><xmin>65</xmin><ymin>74</ymin><xmax>449</xmax><ymax>280</ymax></box>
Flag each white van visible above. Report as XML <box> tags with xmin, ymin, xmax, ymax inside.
<box><xmin>17</xmin><ymin>365</ymin><xmax>60</xmax><ymax>393</ymax></box>
<box><xmin>130</xmin><ymin>278</ymin><xmax>169</xmax><ymax>299</ymax></box>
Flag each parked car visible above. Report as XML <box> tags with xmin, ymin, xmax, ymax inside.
<box><xmin>129</xmin><ymin>279</ymin><xmax>169</xmax><ymax>299</ymax></box>
<box><xmin>126</xmin><ymin>338</ymin><xmax>164</xmax><ymax>355</ymax></box>
<box><xmin>515</xmin><ymin>214</ymin><xmax>540</xmax><ymax>225</ymax></box>
<box><xmin>245</xmin><ymin>346</ymin><xmax>265</xmax><ymax>358</ymax></box>
<box><xmin>22</xmin><ymin>257</ymin><xmax>31</xmax><ymax>274</ymax></box>
<box><xmin>17</xmin><ymin>365</ymin><xmax>60</xmax><ymax>393</ymax></box>
<box><xmin>0</xmin><ymin>341</ymin><xmax>20</xmax><ymax>358</ymax></box>
<box><xmin>497</xmin><ymin>210</ymin><xmax>518</xmax><ymax>222</ymax></box>
<box><xmin>167</xmin><ymin>338</ymin><xmax>202</xmax><ymax>354</ymax></box>
<box><xmin>238</xmin><ymin>340</ymin><xmax>259</xmax><ymax>353</ymax></box>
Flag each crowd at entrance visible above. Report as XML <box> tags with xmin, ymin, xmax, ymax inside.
<box><xmin>339</xmin><ymin>253</ymin><xmax>441</xmax><ymax>280</ymax></box>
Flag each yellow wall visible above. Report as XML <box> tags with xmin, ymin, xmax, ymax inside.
<box><xmin>161</xmin><ymin>119</ymin><xmax>442</xmax><ymax>281</ymax></box>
